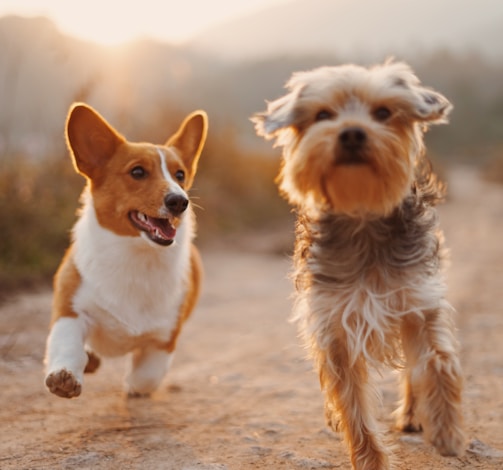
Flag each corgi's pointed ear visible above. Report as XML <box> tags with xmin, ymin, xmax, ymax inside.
<box><xmin>167</xmin><ymin>111</ymin><xmax>208</xmax><ymax>177</ymax></box>
<box><xmin>66</xmin><ymin>103</ymin><xmax>125</xmax><ymax>179</ymax></box>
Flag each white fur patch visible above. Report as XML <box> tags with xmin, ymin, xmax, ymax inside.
<box><xmin>294</xmin><ymin>268</ymin><xmax>450</xmax><ymax>369</ymax></box>
<box><xmin>45</xmin><ymin>316</ymin><xmax>88</xmax><ymax>382</ymax></box>
<box><xmin>71</xmin><ymin>190</ymin><xmax>194</xmax><ymax>357</ymax></box>
<box><xmin>157</xmin><ymin>148</ymin><xmax>186</xmax><ymax>199</ymax></box>
<box><xmin>126</xmin><ymin>348</ymin><xmax>174</xmax><ymax>395</ymax></box>
<box><xmin>157</xmin><ymin>147</ymin><xmax>172</xmax><ymax>182</ymax></box>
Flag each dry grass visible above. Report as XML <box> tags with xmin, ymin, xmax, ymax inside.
<box><xmin>482</xmin><ymin>148</ymin><xmax>503</xmax><ymax>185</ymax></box>
<box><xmin>0</xmin><ymin>156</ymin><xmax>82</xmax><ymax>296</ymax></box>
<box><xmin>195</xmin><ymin>127</ymin><xmax>289</xmax><ymax>237</ymax></box>
<box><xmin>0</xmin><ymin>127</ymin><xmax>290</xmax><ymax>294</ymax></box>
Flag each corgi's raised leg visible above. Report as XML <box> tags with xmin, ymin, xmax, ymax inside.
<box><xmin>45</xmin><ymin>316</ymin><xmax>88</xmax><ymax>398</ymax></box>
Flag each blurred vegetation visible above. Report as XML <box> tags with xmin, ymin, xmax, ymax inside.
<box><xmin>0</xmin><ymin>124</ymin><xmax>290</xmax><ymax>297</ymax></box>
<box><xmin>196</xmin><ymin>126</ymin><xmax>290</xmax><ymax>235</ymax></box>
<box><xmin>482</xmin><ymin>146</ymin><xmax>503</xmax><ymax>184</ymax></box>
<box><xmin>0</xmin><ymin>155</ymin><xmax>82</xmax><ymax>295</ymax></box>
<box><xmin>2</xmin><ymin>24</ymin><xmax>503</xmax><ymax>294</ymax></box>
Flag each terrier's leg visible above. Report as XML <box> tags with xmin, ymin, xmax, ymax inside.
<box><xmin>399</xmin><ymin>310</ymin><xmax>465</xmax><ymax>456</ymax></box>
<box><xmin>318</xmin><ymin>340</ymin><xmax>390</xmax><ymax>470</ymax></box>
<box><xmin>395</xmin><ymin>368</ymin><xmax>422</xmax><ymax>433</ymax></box>
<box><xmin>395</xmin><ymin>323</ymin><xmax>422</xmax><ymax>434</ymax></box>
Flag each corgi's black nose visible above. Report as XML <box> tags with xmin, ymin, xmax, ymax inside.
<box><xmin>164</xmin><ymin>193</ymin><xmax>189</xmax><ymax>216</ymax></box>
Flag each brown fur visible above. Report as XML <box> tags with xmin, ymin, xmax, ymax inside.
<box><xmin>51</xmin><ymin>247</ymin><xmax>80</xmax><ymax>325</ymax></box>
<box><xmin>45</xmin><ymin>103</ymin><xmax>207</xmax><ymax>398</ymax></box>
<box><xmin>163</xmin><ymin>244</ymin><xmax>203</xmax><ymax>353</ymax></box>
<box><xmin>252</xmin><ymin>61</ymin><xmax>465</xmax><ymax>469</ymax></box>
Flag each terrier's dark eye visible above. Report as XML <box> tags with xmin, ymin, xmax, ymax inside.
<box><xmin>130</xmin><ymin>166</ymin><xmax>147</xmax><ymax>179</ymax></box>
<box><xmin>315</xmin><ymin>110</ymin><xmax>333</xmax><ymax>121</ymax></box>
<box><xmin>175</xmin><ymin>170</ymin><xmax>185</xmax><ymax>182</ymax></box>
<box><xmin>373</xmin><ymin>107</ymin><xmax>392</xmax><ymax>122</ymax></box>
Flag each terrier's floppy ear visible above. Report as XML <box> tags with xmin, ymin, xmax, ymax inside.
<box><xmin>166</xmin><ymin>111</ymin><xmax>208</xmax><ymax>183</ymax></box>
<box><xmin>252</xmin><ymin>87</ymin><xmax>303</xmax><ymax>140</ymax></box>
<box><xmin>410</xmin><ymin>86</ymin><xmax>452</xmax><ymax>124</ymax></box>
<box><xmin>385</xmin><ymin>61</ymin><xmax>453</xmax><ymax>124</ymax></box>
<box><xmin>66</xmin><ymin>103</ymin><xmax>125</xmax><ymax>179</ymax></box>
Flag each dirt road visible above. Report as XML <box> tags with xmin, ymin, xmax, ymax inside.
<box><xmin>1</xmin><ymin>167</ymin><xmax>502</xmax><ymax>469</ymax></box>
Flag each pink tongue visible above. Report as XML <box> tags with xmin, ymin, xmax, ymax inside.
<box><xmin>151</xmin><ymin>217</ymin><xmax>176</xmax><ymax>240</ymax></box>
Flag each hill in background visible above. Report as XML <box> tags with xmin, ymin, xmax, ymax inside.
<box><xmin>1</xmin><ymin>0</ymin><xmax>503</xmax><ymax>161</ymax></box>
<box><xmin>1</xmin><ymin>4</ymin><xmax>503</xmax><ymax>291</ymax></box>
<box><xmin>191</xmin><ymin>0</ymin><xmax>503</xmax><ymax>62</ymax></box>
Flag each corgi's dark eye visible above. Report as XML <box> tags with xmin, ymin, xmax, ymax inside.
<box><xmin>315</xmin><ymin>110</ymin><xmax>334</xmax><ymax>121</ymax></box>
<box><xmin>130</xmin><ymin>166</ymin><xmax>147</xmax><ymax>179</ymax></box>
<box><xmin>373</xmin><ymin>107</ymin><xmax>392</xmax><ymax>122</ymax></box>
<box><xmin>175</xmin><ymin>170</ymin><xmax>185</xmax><ymax>182</ymax></box>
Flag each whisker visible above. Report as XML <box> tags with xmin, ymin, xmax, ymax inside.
<box><xmin>191</xmin><ymin>202</ymin><xmax>205</xmax><ymax>211</ymax></box>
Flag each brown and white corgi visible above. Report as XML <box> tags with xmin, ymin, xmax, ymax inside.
<box><xmin>44</xmin><ymin>103</ymin><xmax>208</xmax><ymax>398</ymax></box>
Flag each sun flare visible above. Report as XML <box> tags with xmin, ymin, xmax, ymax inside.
<box><xmin>0</xmin><ymin>0</ymin><xmax>289</xmax><ymax>46</ymax></box>
<box><xmin>40</xmin><ymin>2</ymin><xmax>192</xmax><ymax>46</ymax></box>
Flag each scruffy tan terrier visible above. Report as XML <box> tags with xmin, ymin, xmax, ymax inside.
<box><xmin>252</xmin><ymin>61</ymin><xmax>465</xmax><ymax>469</ymax></box>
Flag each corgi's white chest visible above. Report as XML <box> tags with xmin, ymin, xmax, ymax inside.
<box><xmin>71</xmin><ymin>197</ymin><xmax>192</xmax><ymax>355</ymax></box>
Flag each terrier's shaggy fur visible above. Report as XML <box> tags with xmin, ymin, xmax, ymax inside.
<box><xmin>253</xmin><ymin>61</ymin><xmax>465</xmax><ymax>470</ymax></box>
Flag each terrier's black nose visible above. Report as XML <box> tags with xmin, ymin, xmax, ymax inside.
<box><xmin>164</xmin><ymin>193</ymin><xmax>189</xmax><ymax>216</ymax></box>
<box><xmin>339</xmin><ymin>127</ymin><xmax>367</xmax><ymax>149</ymax></box>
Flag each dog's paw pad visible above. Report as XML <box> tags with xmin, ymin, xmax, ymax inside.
<box><xmin>45</xmin><ymin>369</ymin><xmax>82</xmax><ymax>398</ymax></box>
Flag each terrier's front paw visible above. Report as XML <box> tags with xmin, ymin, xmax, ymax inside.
<box><xmin>324</xmin><ymin>402</ymin><xmax>341</xmax><ymax>431</ymax></box>
<box><xmin>45</xmin><ymin>369</ymin><xmax>82</xmax><ymax>398</ymax></box>
<box><xmin>431</xmin><ymin>428</ymin><xmax>466</xmax><ymax>457</ymax></box>
<box><xmin>396</xmin><ymin>412</ymin><xmax>422</xmax><ymax>433</ymax></box>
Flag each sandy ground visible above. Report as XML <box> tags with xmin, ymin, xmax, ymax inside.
<box><xmin>0</xmin><ymin>166</ymin><xmax>502</xmax><ymax>470</ymax></box>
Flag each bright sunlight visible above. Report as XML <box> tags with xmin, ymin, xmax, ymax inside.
<box><xmin>0</xmin><ymin>0</ymin><xmax>289</xmax><ymax>46</ymax></box>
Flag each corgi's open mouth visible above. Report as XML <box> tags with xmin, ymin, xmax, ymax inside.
<box><xmin>128</xmin><ymin>211</ymin><xmax>176</xmax><ymax>246</ymax></box>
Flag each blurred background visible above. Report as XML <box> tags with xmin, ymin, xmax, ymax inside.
<box><xmin>1</xmin><ymin>0</ymin><xmax>503</xmax><ymax>295</ymax></box>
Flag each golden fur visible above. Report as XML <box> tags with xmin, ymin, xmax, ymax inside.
<box><xmin>253</xmin><ymin>61</ymin><xmax>465</xmax><ymax>469</ymax></box>
<box><xmin>45</xmin><ymin>103</ymin><xmax>207</xmax><ymax>398</ymax></box>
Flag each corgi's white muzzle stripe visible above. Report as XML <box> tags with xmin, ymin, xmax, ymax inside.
<box><xmin>157</xmin><ymin>148</ymin><xmax>187</xmax><ymax>199</ymax></box>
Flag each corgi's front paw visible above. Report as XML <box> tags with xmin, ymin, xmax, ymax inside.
<box><xmin>45</xmin><ymin>369</ymin><xmax>82</xmax><ymax>398</ymax></box>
